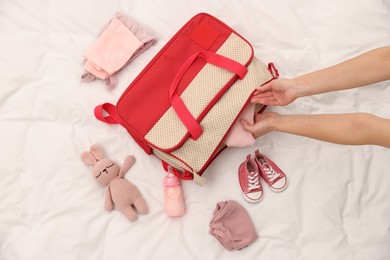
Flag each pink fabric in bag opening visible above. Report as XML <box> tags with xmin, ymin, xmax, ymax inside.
<box><xmin>224</xmin><ymin>103</ymin><xmax>256</xmax><ymax>147</ymax></box>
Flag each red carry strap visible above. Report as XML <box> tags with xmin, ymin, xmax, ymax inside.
<box><xmin>161</xmin><ymin>161</ymin><xmax>194</xmax><ymax>180</ymax></box>
<box><xmin>170</xmin><ymin>51</ymin><xmax>248</xmax><ymax>140</ymax></box>
<box><xmin>268</xmin><ymin>62</ymin><xmax>279</xmax><ymax>79</ymax></box>
<box><xmin>94</xmin><ymin>103</ymin><xmax>119</xmax><ymax>124</ymax></box>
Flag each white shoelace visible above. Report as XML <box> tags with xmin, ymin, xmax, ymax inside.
<box><xmin>248</xmin><ymin>172</ymin><xmax>260</xmax><ymax>191</ymax></box>
<box><xmin>264</xmin><ymin>166</ymin><xmax>281</xmax><ymax>182</ymax></box>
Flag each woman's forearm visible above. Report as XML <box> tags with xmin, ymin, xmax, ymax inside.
<box><xmin>272</xmin><ymin>113</ymin><xmax>390</xmax><ymax>147</ymax></box>
<box><xmin>294</xmin><ymin>46</ymin><xmax>390</xmax><ymax>98</ymax></box>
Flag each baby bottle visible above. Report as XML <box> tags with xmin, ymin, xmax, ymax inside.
<box><xmin>164</xmin><ymin>166</ymin><xmax>185</xmax><ymax>217</ymax></box>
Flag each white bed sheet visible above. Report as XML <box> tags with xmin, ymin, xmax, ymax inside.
<box><xmin>1</xmin><ymin>1</ymin><xmax>390</xmax><ymax>259</ymax></box>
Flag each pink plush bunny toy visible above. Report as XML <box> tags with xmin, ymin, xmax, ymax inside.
<box><xmin>80</xmin><ymin>144</ymin><xmax>148</xmax><ymax>222</ymax></box>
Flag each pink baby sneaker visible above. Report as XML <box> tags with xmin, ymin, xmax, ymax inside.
<box><xmin>238</xmin><ymin>155</ymin><xmax>263</xmax><ymax>203</ymax></box>
<box><xmin>253</xmin><ymin>150</ymin><xmax>287</xmax><ymax>192</ymax></box>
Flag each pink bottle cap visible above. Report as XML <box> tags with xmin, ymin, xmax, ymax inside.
<box><xmin>164</xmin><ymin>173</ymin><xmax>180</xmax><ymax>186</ymax></box>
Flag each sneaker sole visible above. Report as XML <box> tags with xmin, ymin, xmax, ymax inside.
<box><xmin>268</xmin><ymin>178</ymin><xmax>288</xmax><ymax>192</ymax></box>
<box><xmin>242</xmin><ymin>192</ymin><xmax>264</xmax><ymax>203</ymax></box>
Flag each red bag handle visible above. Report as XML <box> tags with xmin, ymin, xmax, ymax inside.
<box><xmin>161</xmin><ymin>161</ymin><xmax>194</xmax><ymax>180</ymax></box>
<box><xmin>169</xmin><ymin>51</ymin><xmax>248</xmax><ymax>140</ymax></box>
<box><xmin>94</xmin><ymin>103</ymin><xmax>119</xmax><ymax>124</ymax></box>
<box><xmin>268</xmin><ymin>62</ymin><xmax>279</xmax><ymax>78</ymax></box>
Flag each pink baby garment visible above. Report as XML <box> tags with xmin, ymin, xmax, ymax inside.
<box><xmin>82</xmin><ymin>13</ymin><xmax>157</xmax><ymax>89</ymax></box>
<box><xmin>224</xmin><ymin>103</ymin><xmax>256</xmax><ymax>147</ymax></box>
<box><xmin>209</xmin><ymin>200</ymin><xmax>258</xmax><ymax>251</ymax></box>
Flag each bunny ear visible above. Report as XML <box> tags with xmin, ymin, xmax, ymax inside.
<box><xmin>80</xmin><ymin>151</ymin><xmax>97</xmax><ymax>165</ymax></box>
<box><xmin>119</xmin><ymin>155</ymin><xmax>136</xmax><ymax>178</ymax></box>
<box><xmin>90</xmin><ymin>144</ymin><xmax>104</xmax><ymax>161</ymax></box>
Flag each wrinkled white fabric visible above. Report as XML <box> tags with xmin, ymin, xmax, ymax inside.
<box><xmin>1</xmin><ymin>1</ymin><xmax>390</xmax><ymax>260</ymax></box>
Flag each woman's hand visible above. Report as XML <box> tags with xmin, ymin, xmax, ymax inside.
<box><xmin>241</xmin><ymin>112</ymin><xmax>280</xmax><ymax>138</ymax></box>
<box><xmin>251</xmin><ymin>78</ymin><xmax>299</xmax><ymax>106</ymax></box>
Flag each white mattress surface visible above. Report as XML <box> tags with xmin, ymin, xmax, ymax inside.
<box><xmin>1</xmin><ymin>1</ymin><xmax>390</xmax><ymax>259</ymax></box>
